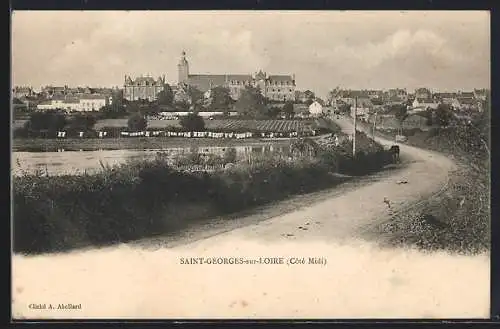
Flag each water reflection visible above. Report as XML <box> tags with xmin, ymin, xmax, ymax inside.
<box><xmin>12</xmin><ymin>145</ymin><xmax>289</xmax><ymax>176</ymax></box>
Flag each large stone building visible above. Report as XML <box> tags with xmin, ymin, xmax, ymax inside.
<box><xmin>123</xmin><ymin>75</ymin><xmax>166</xmax><ymax>101</ymax></box>
<box><xmin>177</xmin><ymin>51</ymin><xmax>296</xmax><ymax>102</ymax></box>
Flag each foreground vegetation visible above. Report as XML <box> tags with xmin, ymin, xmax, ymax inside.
<box><xmin>373</xmin><ymin>118</ymin><xmax>490</xmax><ymax>255</ymax></box>
<box><xmin>13</xmin><ymin>133</ymin><xmax>392</xmax><ymax>255</ymax></box>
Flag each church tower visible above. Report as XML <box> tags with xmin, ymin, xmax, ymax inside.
<box><xmin>178</xmin><ymin>51</ymin><xmax>189</xmax><ymax>84</ymax></box>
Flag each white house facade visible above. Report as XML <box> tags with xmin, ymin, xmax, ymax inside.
<box><xmin>308</xmin><ymin>101</ymin><xmax>324</xmax><ymax>116</ymax></box>
<box><xmin>37</xmin><ymin>95</ymin><xmax>110</xmax><ymax>112</ymax></box>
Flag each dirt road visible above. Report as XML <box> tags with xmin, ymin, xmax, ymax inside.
<box><xmin>12</xmin><ymin>116</ymin><xmax>489</xmax><ymax>319</ymax></box>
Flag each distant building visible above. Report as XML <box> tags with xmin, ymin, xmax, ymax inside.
<box><xmin>386</xmin><ymin>88</ymin><xmax>408</xmax><ymax>101</ymax></box>
<box><xmin>432</xmin><ymin>92</ymin><xmax>458</xmax><ymax>104</ymax></box>
<box><xmin>473</xmin><ymin>88</ymin><xmax>488</xmax><ymax>101</ymax></box>
<box><xmin>177</xmin><ymin>51</ymin><xmax>296</xmax><ymax>102</ymax></box>
<box><xmin>37</xmin><ymin>94</ymin><xmax>110</xmax><ymax>112</ymax></box>
<box><xmin>454</xmin><ymin>97</ymin><xmax>480</xmax><ymax>112</ymax></box>
<box><xmin>40</xmin><ymin>85</ymin><xmax>114</xmax><ymax>100</ymax></box>
<box><xmin>13</xmin><ymin>86</ymin><xmax>34</xmax><ymax>99</ymax></box>
<box><xmin>123</xmin><ymin>75</ymin><xmax>166</xmax><ymax>101</ymax></box>
<box><xmin>412</xmin><ymin>98</ymin><xmax>438</xmax><ymax>110</ymax></box>
<box><xmin>414</xmin><ymin>88</ymin><xmax>432</xmax><ymax>100</ymax></box>
<box><xmin>346</xmin><ymin>97</ymin><xmax>373</xmax><ymax>117</ymax></box>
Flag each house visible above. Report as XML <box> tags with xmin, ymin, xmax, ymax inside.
<box><xmin>386</xmin><ymin>88</ymin><xmax>408</xmax><ymax>102</ymax></box>
<box><xmin>454</xmin><ymin>97</ymin><xmax>479</xmax><ymax>111</ymax></box>
<box><xmin>41</xmin><ymin>86</ymin><xmax>68</xmax><ymax>99</ymax></box>
<box><xmin>458</xmin><ymin>91</ymin><xmax>475</xmax><ymax>99</ymax></box>
<box><xmin>370</xmin><ymin>114</ymin><xmax>400</xmax><ymax>130</ymax></box>
<box><xmin>346</xmin><ymin>97</ymin><xmax>373</xmax><ymax>118</ymax></box>
<box><xmin>367</xmin><ymin>90</ymin><xmax>384</xmax><ymax>99</ymax></box>
<box><xmin>414</xmin><ymin>88</ymin><xmax>432</xmax><ymax>100</ymax></box>
<box><xmin>124</xmin><ymin>74</ymin><xmax>166</xmax><ymax>102</ymax></box>
<box><xmin>13</xmin><ymin>86</ymin><xmax>34</xmax><ymax>99</ymax></box>
<box><xmin>308</xmin><ymin>101</ymin><xmax>324</xmax><ymax>117</ymax></box>
<box><xmin>412</xmin><ymin>98</ymin><xmax>438</xmax><ymax>111</ymax></box>
<box><xmin>37</xmin><ymin>94</ymin><xmax>109</xmax><ymax>112</ymax></box>
<box><xmin>432</xmin><ymin>92</ymin><xmax>457</xmax><ymax>104</ymax></box>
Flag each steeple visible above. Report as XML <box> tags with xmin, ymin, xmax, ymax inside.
<box><xmin>178</xmin><ymin>50</ymin><xmax>189</xmax><ymax>84</ymax></box>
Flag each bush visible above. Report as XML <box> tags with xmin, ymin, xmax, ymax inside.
<box><xmin>68</xmin><ymin>114</ymin><xmax>97</xmax><ymax>131</ymax></box>
<box><xmin>179</xmin><ymin>113</ymin><xmax>205</xmax><ymax>131</ymax></box>
<box><xmin>127</xmin><ymin>113</ymin><xmax>148</xmax><ymax>131</ymax></box>
<box><xmin>25</xmin><ymin>110</ymin><xmax>67</xmax><ymax>133</ymax></box>
<box><xmin>223</xmin><ymin>147</ymin><xmax>237</xmax><ymax>164</ymax></box>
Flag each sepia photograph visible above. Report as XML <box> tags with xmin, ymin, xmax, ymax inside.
<box><xmin>11</xmin><ymin>10</ymin><xmax>490</xmax><ymax>319</ymax></box>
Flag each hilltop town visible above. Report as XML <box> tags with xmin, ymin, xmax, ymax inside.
<box><xmin>12</xmin><ymin>51</ymin><xmax>490</xmax><ymax>135</ymax></box>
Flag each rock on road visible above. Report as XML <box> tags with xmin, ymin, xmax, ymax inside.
<box><xmin>12</xmin><ymin>116</ymin><xmax>489</xmax><ymax>319</ymax></box>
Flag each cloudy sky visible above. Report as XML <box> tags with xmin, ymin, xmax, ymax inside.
<box><xmin>12</xmin><ymin>11</ymin><xmax>490</xmax><ymax>98</ymax></box>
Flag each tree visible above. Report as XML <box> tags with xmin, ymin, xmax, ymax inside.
<box><xmin>435</xmin><ymin>103</ymin><xmax>453</xmax><ymax>127</ymax></box>
<box><xmin>127</xmin><ymin>113</ymin><xmax>148</xmax><ymax>131</ymax></box>
<box><xmin>156</xmin><ymin>84</ymin><xmax>174</xmax><ymax>106</ymax></box>
<box><xmin>173</xmin><ymin>85</ymin><xmax>191</xmax><ymax>106</ymax></box>
<box><xmin>391</xmin><ymin>104</ymin><xmax>409</xmax><ymax>135</ymax></box>
<box><xmin>267</xmin><ymin>106</ymin><xmax>281</xmax><ymax>119</ymax></box>
<box><xmin>304</xmin><ymin>90</ymin><xmax>315</xmax><ymax>105</ymax></box>
<box><xmin>424</xmin><ymin>108</ymin><xmax>434</xmax><ymax>126</ymax></box>
<box><xmin>282</xmin><ymin>101</ymin><xmax>295</xmax><ymax>119</ymax></box>
<box><xmin>179</xmin><ymin>113</ymin><xmax>205</xmax><ymax>131</ymax></box>
<box><xmin>223</xmin><ymin>147</ymin><xmax>237</xmax><ymax>164</ymax></box>
<box><xmin>290</xmin><ymin>138</ymin><xmax>320</xmax><ymax>158</ymax></box>
<box><xmin>140</xmin><ymin>103</ymin><xmax>161</xmax><ymax>117</ymax></box>
<box><xmin>209</xmin><ymin>86</ymin><xmax>233</xmax><ymax>113</ymax></box>
<box><xmin>234</xmin><ymin>86</ymin><xmax>266</xmax><ymax>117</ymax></box>
<box><xmin>187</xmin><ymin>86</ymin><xmax>204</xmax><ymax>106</ymax></box>
<box><xmin>25</xmin><ymin>110</ymin><xmax>67</xmax><ymax>132</ymax></box>
<box><xmin>125</xmin><ymin>101</ymin><xmax>141</xmax><ymax>114</ymax></box>
<box><xmin>327</xmin><ymin>88</ymin><xmax>340</xmax><ymax>106</ymax></box>
<box><xmin>68</xmin><ymin>114</ymin><xmax>97</xmax><ymax>131</ymax></box>
<box><xmin>338</xmin><ymin>103</ymin><xmax>351</xmax><ymax>114</ymax></box>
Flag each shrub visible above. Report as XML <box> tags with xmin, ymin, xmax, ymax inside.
<box><xmin>223</xmin><ymin>147</ymin><xmax>237</xmax><ymax>164</ymax></box>
<box><xmin>179</xmin><ymin>113</ymin><xmax>205</xmax><ymax>131</ymax></box>
<box><xmin>127</xmin><ymin>113</ymin><xmax>148</xmax><ymax>131</ymax></box>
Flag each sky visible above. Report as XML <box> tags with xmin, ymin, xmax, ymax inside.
<box><xmin>11</xmin><ymin>11</ymin><xmax>490</xmax><ymax>98</ymax></box>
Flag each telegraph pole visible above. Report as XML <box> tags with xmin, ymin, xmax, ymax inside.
<box><xmin>353</xmin><ymin>96</ymin><xmax>357</xmax><ymax>157</ymax></box>
<box><xmin>372</xmin><ymin>112</ymin><xmax>377</xmax><ymax>139</ymax></box>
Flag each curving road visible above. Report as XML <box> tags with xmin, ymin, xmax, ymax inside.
<box><xmin>12</xmin><ymin>116</ymin><xmax>489</xmax><ymax>319</ymax></box>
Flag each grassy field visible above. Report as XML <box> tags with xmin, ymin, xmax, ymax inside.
<box><xmin>94</xmin><ymin>118</ymin><xmax>315</xmax><ymax>132</ymax></box>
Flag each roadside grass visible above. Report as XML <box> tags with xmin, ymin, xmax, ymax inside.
<box><xmin>371</xmin><ymin>126</ymin><xmax>490</xmax><ymax>255</ymax></box>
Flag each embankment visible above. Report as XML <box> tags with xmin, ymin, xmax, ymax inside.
<box><xmin>367</xmin><ymin>125</ymin><xmax>490</xmax><ymax>255</ymax></box>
